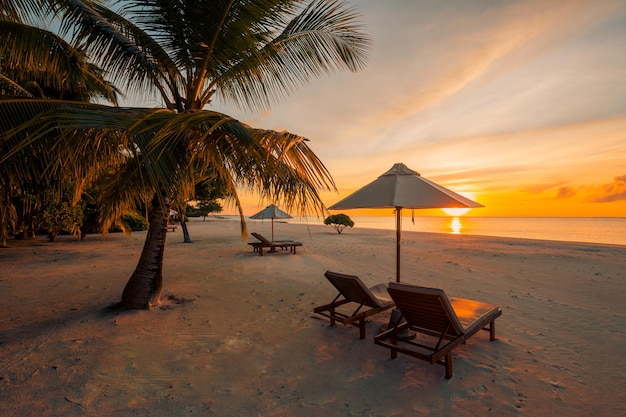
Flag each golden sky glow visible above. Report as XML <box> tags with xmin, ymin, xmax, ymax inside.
<box><xmin>142</xmin><ymin>1</ymin><xmax>626</xmax><ymax>217</ymax></box>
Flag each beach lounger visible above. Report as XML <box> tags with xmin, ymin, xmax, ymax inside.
<box><xmin>248</xmin><ymin>232</ymin><xmax>302</xmax><ymax>256</ymax></box>
<box><xmin>314</xmin><ymin>271</ymin><xmax>395</xmax><ymax>339</ymax></box>
<box><xmin>374</xmin><ymin>282</ymin><xmax>502</xmax><ymax>378</ymax></box>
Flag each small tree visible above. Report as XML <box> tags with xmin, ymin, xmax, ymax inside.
<box><xmin>197</xmin><ymin>200</ymin><xmax>223</xmax><ymax>221</ymax></box>
<box><xmin>324</xmin><ymin>214</ymin><xmax>354</xmax><ymax>234</ymax></box>
<box><xmin>41</xmin><ymin>202</ymin><xmax>84</xmax><ymax>241</ymax></box>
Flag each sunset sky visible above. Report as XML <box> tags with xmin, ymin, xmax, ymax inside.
<box><xmin>165</xmin><ymin>1</ymin><xmax>626</xmax><ymax>217</ymax></box>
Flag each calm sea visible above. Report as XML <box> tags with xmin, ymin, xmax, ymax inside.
<box><xmin>286</xmin><ymin>216</ymin><xmax>626</xmax><ymax>246</ymax></box>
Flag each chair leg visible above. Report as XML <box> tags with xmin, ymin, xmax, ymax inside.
<box><xmin>359</xmin><ymin>318</ymin><xmax>366</xmax><ymax>340</ymax></box>
<box><xmin>489</xmin><ymin>321</ymin><xmax>496</xmax><ymax>341</ymax></box>
<box><xmin>444</xmin><ymin>352</ymin><xmax>453</xmax><ymax>379</ymax></box>
<box><xmin>390</xmin><ymin>339</ymin><xmax>398</xmax><ymax>359</ymax></box>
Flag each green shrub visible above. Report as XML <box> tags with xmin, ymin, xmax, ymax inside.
<box><xmin>324</xmin><ymin>214</ymin><xmax>354</xmax><ymax>234</ymax></box>
<box><xmin>41</xmin><ymin>202</ymin><xmax>83</xmax><ymax>241</ymax></box>
<box><xmin>109</xmin><ymin>213</ymin><xmax>149</xmax><ymax>232</ymax></box>
<box><xmin>123</xmin><ymin>213</ymin><xmax>149</xmax><ymax>231</ymax></box>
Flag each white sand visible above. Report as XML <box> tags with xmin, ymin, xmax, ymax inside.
<box><xmin>1</xmin><ymin>217</ymin><xmax>625</xmax><ymax>416</ymax></box>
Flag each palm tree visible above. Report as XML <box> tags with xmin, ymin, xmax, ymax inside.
<box><xmin>0</xmin><ymin>0</ymin><xmax>120</xmax><ymax>245</ymax></box>
<box><xmin>0</xmin><ymin>0</ymin><xmax>371</xmax><ymax>308</ymax></box>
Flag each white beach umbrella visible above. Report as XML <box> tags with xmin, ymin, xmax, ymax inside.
<box><xmin>249</xmin><ymin>204</ymin><xmax>292</xmax><ymax>241</ymax></box>
<box><xmin>328</xmin><ymin>163</ymin><xmax>483</xmax><ymax>282</ymax></box>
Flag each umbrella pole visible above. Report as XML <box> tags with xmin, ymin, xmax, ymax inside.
<box><xmin>390</xmin><ymin>209</ymin><xmax>414</xmax><ymax>339</ymax></box>
<box><xmin>396</xmin><ymin>208</ymin><xmax>401</xmax><ymax>282</ymax></box>
<box><xmin>268</xmin><ymin>219</ymin><xmax>277</xmax><ymax>252</ymax></box>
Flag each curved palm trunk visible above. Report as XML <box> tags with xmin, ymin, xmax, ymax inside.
<box><xmin>120</xmin><ymin>192</ymin><xmax>170</xmax><ymax>309</ymax></box>
<box><xmin>180</xmin><ymin>220</ymin><xmax>192</xmax><ymax>243</ymax></box>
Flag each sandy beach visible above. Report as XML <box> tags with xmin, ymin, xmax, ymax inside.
<box><xmin>1</xmin><ymin>217</ymin><xmax>624</xmax><ymax>416</ymax></box>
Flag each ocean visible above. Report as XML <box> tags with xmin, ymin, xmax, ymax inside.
<box><xmin>284</xmin><ymin>216</ymin><xmax>626</xmax><ymax>246</ymax></box>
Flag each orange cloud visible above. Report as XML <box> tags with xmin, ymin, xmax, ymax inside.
<box><xmin>587</xmin><ymin>175</ymin><xmax>626</xmax><ymax>203</ymax></box>
<box><xmin>556</xmin><ymin>187</ymin><xmax>577</xmax><ymax>199</ymax></box>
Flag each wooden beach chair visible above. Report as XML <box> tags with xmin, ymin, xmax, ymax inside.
<box><xmin>248</xmin><ymin>232</ymin><xmax>302</xmax><ymax>256</ymax></box>
<box><xmin>374</xmin><ymin>282</ymin><xmax>502</xmax><ymax>378</ymax></box>
<box><xmin>313</xmin><ymin>271</ymin><xmax>395</xmax><ymax>339</ymax></box>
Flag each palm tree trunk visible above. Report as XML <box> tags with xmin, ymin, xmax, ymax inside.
<box><xmin>120</xmin><ymin>192</ymin><xmax>170</xmax><ymax>309</ymax></box>
<box><xmin>180</xmin><ymin>220</ymin><xmax>192</xmax><ymax>243</ymax></box>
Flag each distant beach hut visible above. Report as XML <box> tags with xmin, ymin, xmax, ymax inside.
<box><xmin>329</xmin><ymin>163</ymin><xmax>482</xmax><ymax>282</ymax></box>
<box><xmin>249</xmin><ymin>204</ymin><xmax>292</xmax><ymax>241</ymax></box>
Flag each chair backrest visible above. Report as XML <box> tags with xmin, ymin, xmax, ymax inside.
<box><xmin>324</xmin><ymin>271</ymin><xmax>384</xmax><ymax>308</ymax></box>
<box><xmin>251</xmin><ymin>232</ymin><xmax>272</xmax><ymax>244</ymax></box>
<box><xmin>387</xmin><ymin>282</ymin><xmax>464</xmax><ymax>337</ymax></box>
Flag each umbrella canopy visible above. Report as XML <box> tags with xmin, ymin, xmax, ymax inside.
<box><xmin>328</xmin><ymin>163</ymin><xmax>483</xmax><ymax>282</ymax></box>
<box><xmin>249</xmin><ymin>204</ymin><xmax>292</xmax><ymax>241</ymax></box>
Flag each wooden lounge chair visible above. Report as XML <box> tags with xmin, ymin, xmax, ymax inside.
<box><xmin>313</xmin><ymin>271</ymin><xmax>395</xmax><ymax>339</ymax></box>
<box><xmin>248</xmin><ymin>232</ymin><xmax>302</xmax><ymax>256</ymax></box>
<box><xmin>374</xmin><ymin>282</ymin><xmax>502</xmax><ymax>378</ymax></box>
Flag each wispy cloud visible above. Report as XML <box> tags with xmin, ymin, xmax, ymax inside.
<box><xmin>355</xmin><ymin>0</ymin><xmax>626</xmax><ymax>147</ymax></box>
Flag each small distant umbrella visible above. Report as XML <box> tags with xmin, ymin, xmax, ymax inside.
<box><xmin>249</xmin><ymin>204</ymin><xmax>292</xmax><ymax>241</ymax></box>
<box><xmin>328</xmin><ymin>163</ymin><xmax>483</xmax><ymax>282</ymax></box>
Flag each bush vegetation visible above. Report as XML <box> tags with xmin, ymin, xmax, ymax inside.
<box><xmin>324</xmin><ymin>214</ymin><xmax>355</xmax><ymax>234</ymax></box>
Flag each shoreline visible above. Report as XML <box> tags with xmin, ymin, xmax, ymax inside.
<box><xmin>255</xmin><ymin>215</ymin><xmax>626</xmax><ymax>248</ymax></box>
<box><xmin>1</xmin><ymin>218</ymin><xmax>625</xmax><ymax>416</ymax></box>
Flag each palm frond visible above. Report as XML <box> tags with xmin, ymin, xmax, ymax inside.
<box><xmin>50</xmin><ymin>0</ymin><xmax>178</xmax><ymax>105</ymax></box>
<box><xmin>214</xmin><ymin>0</ymin><xmax>372</xmax><ymax>111</ymax></box>
<box><xmin>0</xmin><ymin>0</ymin><xmax>45</xmax><ymax>23</ymax></box>
<box><xmin>1</xmin><ymin>98</ymin><xmax>335</xmax><ymax>232</ymax></box>
<box><xmin>0</xmin><ymin>21</ymin><xmax>119</xmax><ymax>102</ymax></box>
<box><xmin>0</xmin><ymin>73</ymin><xmax>34</xmax><ymax>97</ymax></box>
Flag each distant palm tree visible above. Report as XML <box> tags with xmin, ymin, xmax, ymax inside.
<box><xmin>0</xmin><ymin>0</ymin><xmax>371</xmax><ymax>308</ymax></box>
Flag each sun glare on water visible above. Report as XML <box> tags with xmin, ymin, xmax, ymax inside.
<box><xmin>450</xmin><ymin>217</ymin><xmax>462</xmax><ymax>234</ymax></box>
